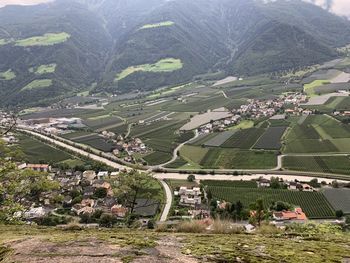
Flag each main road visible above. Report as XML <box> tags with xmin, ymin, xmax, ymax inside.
<box><xmin>18</xmin><ymin>128</ymin><xmax>350</xmax><ymax>221</ymax></box>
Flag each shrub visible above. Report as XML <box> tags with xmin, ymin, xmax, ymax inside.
<box><xmin>210</xmin><ymin>219</ymin><xmax>243</xmax><ymax>234</ymax></box>
<box><xmin>176</xmin><ymin>220</ymin><xmax>207</xmax><ymax>233</ymax></box>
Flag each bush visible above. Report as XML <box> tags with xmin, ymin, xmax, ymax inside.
<box><xmin>335</xmin><ymin>210</ymin><xmax>344</xmax><ymax>218</ymax></box>
<box><xmin>176</xmin><ymin>220</ymin><xmax>207</xmax><ymax>233</ymax></box>
<box><xmin>187</xmin><ymin>174</ymin><xmax>195</xmax><ymax>182</ymax></box>
<box><xmin>210</xmin><ymin>219</ymin><xmax>243</xmax><ymax>234</ymax></box>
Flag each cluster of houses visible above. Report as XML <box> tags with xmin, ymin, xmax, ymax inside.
<box><xmin>112</xmin><ymin>136</ymin><xmax>149</xmax><ymax>162</ymax></box>
<box><xmin>16</xmin><ymin>166</ymin><xmax>126</xmax><ymax>220</ymax></box>
<box><xmin>198</xmin><ymin>115</ymin><xmax>241</xmax><ymax>134</ymax></box>
<box><xmin>257</xmin><ymin>178</ymin><xmax>315</xmax><ymax>192</ymax></box>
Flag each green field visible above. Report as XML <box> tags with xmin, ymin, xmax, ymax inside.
<box><xmin>283</xmin><ymin>155</ymin><xmax>350</xmax><ymax>175</ymax></box>
<box><xmin>115</xmin><ymin>58</ymin><xmax>183</xmax><ymax>81</ymax></box>
<box><xmin>140</xmin><ymin>21</ymin><xmax>174</xmax><ymax>29</ymax></box>
<box><xmin>0</xmin><ymin>69</ymin><xmax>16</xmax><ymax>80</ymax></box>
<box><xmin>284</xmin><ymin>115</ymin><xmax>350</xmax><ymax>153</ymax></box>
<box><xmin>21</xmin><ymin>79</ymin><xmax>52</xmax><ymax>91</ymax></box>
<box><xmin>201</xmin><ymin>180</ymin><xmax>258</xmax><ymax>188</ymax></box>
<box><xmin>180</xmin><ymin>146</ymin><xmax>276</xmax><ymax>170</ymax></box>
<box><xmin>229</xmin><ymin>120</ymin><xmax>254</xmax><ymax>130</ymax></box>
<box><xmin>208</xmin><ymin>186</ymin><xmax>335</xmax><ymax>218</ymax></box>
<box><xmin>304</xmin><ymin>80</ymin><xmax>330</xmax><ymax>96</ymax></box>
<box><xmin>31</xmin><ymin>64</ymin><xmax>57</xmax><ymax>75</ymax></box>
<box><xmin>221</xmin><ymin>128</ymin><xmax>265</xmax><ymax>149</ymax></box>
<box><xmin>17</xmin><ymin>134</ymin><xmax>73</xmax><ymax>163</ymax></box>
<box><xmin>15</xmin><ymin>32</ymin><xmax>70</xmax><ymax>47</ymax></box>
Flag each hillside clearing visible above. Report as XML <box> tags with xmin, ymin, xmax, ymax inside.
<box><xmin>0</xmin><ymin>69</ymin><xmax>16</xmax><ymax>80</ymax></box>
<box><xmin>140</xmin><ymin>21</ymin><xmax>175</xmax><ymax>29</ymax></box>
<box><xmin>21</xmin><ymin>79</ymin><xmax>52</xmax><ymax>91</ymax></box>
<box><xmin>115</xmin><ymin>58</ymin><xmax>183</xmax><ymax>81</ymax></box>
<box><xmin>32</xmin><ymin>64</ymin><xmax>57</xmax><ymax>75</ymax></box>
<box><xmin>15</xmin><ymin>32</ymin><xmax>70</xmax><ymax>47</ymax></box>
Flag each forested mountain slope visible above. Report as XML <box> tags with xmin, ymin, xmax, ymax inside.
<box><xmin>1</xmin><ymin>0</ymin><xmax>350</xmax><ymax>107</ymax></box>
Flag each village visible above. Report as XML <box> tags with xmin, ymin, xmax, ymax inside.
<box><xmin>9</xmin><ymin>163</ymin><xmax>161</xmax><ymax>228</ymax></box>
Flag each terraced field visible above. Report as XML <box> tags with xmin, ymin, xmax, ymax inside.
<box><xmin>208</xmin><ymin>186</ymin><xmax>335</xmax><ymax>218</ymax></box>
<box><xmin>21</xmin><ymin>79</ymin><xmax>52</xmax><ymax>91</ymax></box>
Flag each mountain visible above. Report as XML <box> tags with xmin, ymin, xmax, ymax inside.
<box><xmin>0</xmin><ymin>0</ymin><xmax>350</xmax><ymax>107</ymax></box>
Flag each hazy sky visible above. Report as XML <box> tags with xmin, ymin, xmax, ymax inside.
<box><xmin>0</xmin><ymin>0</ymin><xmax>349</xmax><ymax>17</ymax></box>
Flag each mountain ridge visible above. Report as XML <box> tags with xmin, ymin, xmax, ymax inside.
<box><xmin>0</xmin><ymin>0</ymin><xmax>350</xmax><ymax>107</ymax></box>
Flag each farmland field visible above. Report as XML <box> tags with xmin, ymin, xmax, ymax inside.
<box><xmin>283</xmin><ymin>115</ymin><xmax>350</xmax><ymax>153</ymax></box>
<box><xmin>15</xmin><ymin>32</ymin><xmax>70</xmax><ymax>47</ymax></box>
<box><xmin>201</xmin><ymin>180</ymin><xmax>257</xmax><ymax>188</ymax></box>
<box><xmin>323</xmin><ymin>188</ymin><xmax>350</xmax><ymax>214</ymax></box>
<box><xmin>115</xmin><ymin>58</ymin><xmax>183</xmax><ymax>81</ymax></box>
<box><xmin>21</xmin><ymin>79</ymin><xmax>52</xmax><ymax>91</ymax></box>
<box><xmin>203</xmin><ymin>131</ymin><xmax>236</xmax><ymax>147</ymax></box>
<box><xmin>135</xmin><ymin>121</ymin><xmax>187</xmax><ymax>165</ymax></box>
<box><xmin>83</xmin><ymin>116</ymin><xmax>123</xmax><ymax>130</ymax></box>
<box><xmin>304</xmin><ymin>80</ymin><xmax>330</xmax><ymax>96</ymax></box>
<box><xmin>17</xmin><ymin>134</ymin><xmax>73</xmax><ymax>163</ymax></box>
<box><xmin>140</xmin><ymin>21</ymin><xmax>174</xmax><ymax>29</ymax></box>
<box><xmin>221</xmin><ymin>128</ymin><xmax>264</xmax><ymax>149</ymax></box>
<box><xmin>253</xmin><ymin>127</ymin><xmax>287</xmax><ymax>150</ymax></box>
<box><xmin>0</xmin><ymin>69</ymin><xmax>16</xmax><ymax>80</ymax></box>
<box><xmin>72</xmin><ymin>134</ymin><xmax>115</xmax><ymax>152</ymax></box>
<box><xmin>198</xmin><ymin>149</ymin><xmax>276</xmax><ymax>169</ymax></box>
<box><xmin>208</xmin><ymin>186</ymin><xmax>335</xmax><ymax>218</ymax></box>
<box><xmin>283</xmin><ymin>155</ymin><xmax>350</xmax><ymax>175</ymax></box>
<box><xmin>21</xmin><ymin>108</ymin><xmax>102</xmax><ymax>120</ymax></box>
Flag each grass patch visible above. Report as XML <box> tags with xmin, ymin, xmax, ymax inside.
<box><xmin>15</xmin><ymin>32</ymin><xmax>70</xmax><ymax>47</ymax></box>
<box><xmin>21</xmin><ymin>79</ymin><xmax>52</xmax><ymax>91</ymax></box>
<box><xmin>0</xmin><ymin>69</ymin><xmax>16</xmax><ymax>80</ymax></box>
<box><xmin>140</xmin><ymin>21</ymin><xmax>174</xmax><ymax>29</ymax></box>
<box><xmin>32</xmin><ymin>64</ymin><xmax>57</xmax><ymax>75</ymax></box>
<box><xmin>115</xmin><ymin>58</ymin><xmax>183</xmax><ymax>81</ymax></box>
<box><xmin>304</xmin><ymin>80</ymin><xmax>330</xmax><ymax>96</ymax></box>
<box><xmin>0</xmin><ymin>39</ymin><xmax>11</xmax><ymax>46</ymax></box>
<box><xmin>228</xmin><ymin>120</ymin><xmax>254</xmax><ymax>130</ymax></box>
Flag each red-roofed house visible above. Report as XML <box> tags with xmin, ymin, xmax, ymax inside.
<box><xmin>273</xmin><ymin>208</ymin><xmax>307</xmax><ymax>221</ymax></box>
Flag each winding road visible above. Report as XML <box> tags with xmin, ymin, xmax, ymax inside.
<box><xmin>158</xmin><ymin>129</ymin><xmax>199</xmax><ymax>168</ymax></box>
<box><xmin>18</xmin><ymin>128</ymin><xmax>350</xmax><ymax>222</ymax></box>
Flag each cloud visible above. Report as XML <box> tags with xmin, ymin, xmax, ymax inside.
<box><xmin>304</xmin><ymin>0</ymin><xmax>350</xmax><ymax>17</ymax></box>
<box><xmin>0</xmin><ymin>0</ymin><xmax>53</xmax><ymax>8</ymax></box>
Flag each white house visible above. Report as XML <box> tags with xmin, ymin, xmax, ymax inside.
<box><xmin>97</xmin><ymin>171</ymin><xmax>109</xmax><ymax>180</ymax></box>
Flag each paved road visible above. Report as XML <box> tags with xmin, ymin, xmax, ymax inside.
<box><xmin>158</xmin><ymin>129</ymin><xmax>199</xmax><ymax>168</ymax></box>
<box><xmin>159</xmin><ymin>180</ymin><xmax>172</xmax><ymax>222</ymax></box>
<box><xmin>153</xmin><ymin>173</ymin><xmax>350</xmax><ymax>184</ymax></box>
